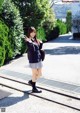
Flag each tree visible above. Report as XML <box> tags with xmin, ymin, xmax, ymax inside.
<box><xmin>0</xmin><ymin>19</ymin><xmax>13</xmax><ymax>66</ymax></box>
<box><xmin>0</xmin><ymin>0</ymin><xmax>4</xmax><ymax>13</ymax></box>
<box><xmin>12</xmin><ymin>0</ymin><xmax>56</xmax><ymax>37</ymax></box>
<box><xmin>56</xmin><ymin>19</ymin><xmax>67</xmax><ymax>35</ymax></box>
<box><xmin>1</xmin><ymin>0</ymin><xmax>24</xmax><ymax>56</ymax></box>
<box><xmin>36</xmin><ymin>0</ymin><xmax>56</xmax><ymax>35</ymax></box>
<box><xmin>0</xmin><ymin>0</ymin><xmax>4</xmax><ymax>8</ymax></box>
<box><xmin>66</xmin><ymin>10</ymin><xmax>72</xmax><ymax>33</ymax></box>
<box><xmin>49</xmin><ymin>0</ymin><xmax>59</xmax><ymax>8</ymax></box>
<box><xmin>12</xmin><ymin>0</ymin><xmax>45</xmax><ymax>30</ymax></box>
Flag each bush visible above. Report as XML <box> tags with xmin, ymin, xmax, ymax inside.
<box><xmin>4</xmin><ymin>38</ymin><xmax>13</xmax><ymax>63</ymax></box>
<box><xmin>1</xmin><ymin>0</ymin><xmax>24</xmax><ymax>56</ymax></box>
<box><xmin>0</xmin><ymin>0</ymin><xmax>4</xmax><ymax>12</ymax></box>
<box><xmin>20</xmin><ymin>39</ymin><xmax>28</xmax><ymax>54</ymax></box>
<box><xmin>12</xmin><ymin>0</ymin><xmax>56</xmax><ymax>41</ymax></box>
<box><xmin>66</xmin><ymin>10</ymin><xmax>72</xmax><ymax>33</ymax></box>
<box><xmin>47</xmin><ymin>26</ymin><xmax>59</xmax><ymax>41</ymax></box>
<box><xmin>56</xmin><ymin>19</ymin><xmax>67</xmax><ymax>35</ymax></box>
<box><xmin>0</xmin><ymin>46</ymin><xmax>5</xmax><ymax>67</ymax></box>
<box><xmin>37</xmin><ymin>27</ymin><xmax>46</xmax><ymax>42</ymax></box>
<box><xmin>0</xmin><ymin>19</ymin><xmax>13</xmax><ymax>66</ymax></box>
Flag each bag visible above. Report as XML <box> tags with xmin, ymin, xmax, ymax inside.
<box><xmin>40</xmin><ymin>49</ymin><xmax>45</xmax><ymax>61</ymax></box>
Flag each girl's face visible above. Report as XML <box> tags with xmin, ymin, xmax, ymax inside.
<box><xmin>30</xmin><ymin>31</ymin><xmax>36</xmax><ymax>38</ymax></box>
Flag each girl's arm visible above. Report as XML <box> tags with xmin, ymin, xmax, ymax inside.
<box><xmin>25</xmin><ymin>37</ymin><xmax>35</xmax><ymax>51</ymax></box>
<box><xmin>37</xmin><ymin>39</ymin><xmax>43</xmax><ymax>50</ymax></box>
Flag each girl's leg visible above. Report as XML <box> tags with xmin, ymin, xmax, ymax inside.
<box><xmin>32</xmin><ymin>69</ymin><xmax>38</xmax><ymax>82</ymax></box>
<box><xmin>36</xmin><ymin>68</ymin><xmax>42</xmax><ymax>80</ymax></box>
<box><xmin>28</xmin><ymin>68</ymin><xmax>42</xmax><ymax>93</ymax></box>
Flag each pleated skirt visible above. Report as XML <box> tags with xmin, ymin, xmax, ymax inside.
<box><xmin>29</xmin><ymin>61</ymin><xmax>43</xmax><ymax>69</ymax></box>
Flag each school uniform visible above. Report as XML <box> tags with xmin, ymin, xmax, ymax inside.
<box><xmin>26</xmin><ymin>38</ymin><xmax>43</xmax><ymax>69</ymax></box>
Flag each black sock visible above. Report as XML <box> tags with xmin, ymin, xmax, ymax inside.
<box><xmin>32</xmin><ymin>82</ymin><xmax>36</xmax><ymax>89</ymax></box>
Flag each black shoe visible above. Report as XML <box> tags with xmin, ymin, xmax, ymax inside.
<box><xmin>28</xmin><ymin>80</ymin><xmax>32</xmax><ymax>86</ymax></box>
<box><xmin>32</xmin><ymin>88</ymin><xmax>42</xmax><ymax>93</ymax></box>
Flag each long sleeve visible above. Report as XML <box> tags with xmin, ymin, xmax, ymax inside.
<box><xmin>25</xmin><ymin>37</ymin><xmax>42</xmax><ymax>63</ymax></box>
<box><xmin>39</xmin><ymin>42</ymin><xmax>43</xmax><ymax>50</ymax></box>
<box><xmin>25</xmin><ymin>38</ymin><xmax>35</xmax><ymax>52</ymax></box>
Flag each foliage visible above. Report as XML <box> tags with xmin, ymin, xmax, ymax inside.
<box><xmin>11</xmin><ymin>0</ymin><xmax>44</xmax><ymax>30</ymax></box>
<box><xmin>47</xmin><ymin>26</ymin><xmax>59</xmax><ymax>41</ymax></box>
<box><xmin>36</xmin><ymin>0</ymin><xmax>56</xmax><ymax>35</ymax></box>
<box><xmin>1</xmin><ymin>0</ymin><xmax>24</xmax><ymax>56</ymax></box>
<box><xmin>56</xmin><ymin>19</ymin><xmax>67</xmax><ymax>35</ymax></box>
<box><xmin>66</xmin><ymin>10</ymin><xmax>72</xmax><ymax>33</ymax></box>
<box><xmin>0</xmin><ymin>0</ymin><xmax>3</xmax><ymax>6</ymax></box>
<box><xmin>0</xmin><ymin>19</ymin><xmax>13</xmax><ymax>66</ymax></box>
<box><xmin>0</xmin><ymin>0</ymin><xmax>4</xmax><ymax>12</ymax></box>
<box><xmin>37</xmin><ymin>27</ymin><xmax>46</xmax><ymax>42</ymax></box>
<box><xmin>12</xmin><ymin>0</ymin><xmax>56</xmax><ymax>37</ymax></box>
<box><xmin>0</xmin><ymin>0</ymin><xmax>56</xmax><ymax>66</ymax></box>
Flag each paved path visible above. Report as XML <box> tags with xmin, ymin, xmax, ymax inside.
<box><xmin>43</xmin><ymin>34</ymin><xmax>80</xmax><ymax>85</ymax></box>
<box><xmin>0</xmin><ymin>34</ymin><xmax>80</xmax><ymax>113</ymax></box>
<box><xmin>0</xmin><ymin>33</ymin><xmax>80</xmax><ymax>86</ymax></box>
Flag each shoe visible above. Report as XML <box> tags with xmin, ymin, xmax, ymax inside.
<box><xmin>28</xmin><ymin>80</ymin><xmax>32</xmax><ymax>86</ymax></box>
<box><xmin>28</xmin><ymin>81</ymin><xmax>42</xmax><ymax>93</ymax></box>
<box><xmin>32</xmin><ymin>88</ymin><xmax>42</xmax><ymax>93</ymax></box>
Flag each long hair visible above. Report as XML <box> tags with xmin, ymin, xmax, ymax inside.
<box><xmin>27</xmin><ymin>27</ymin><xmax>37</xmax><ymax>42</ymax></box>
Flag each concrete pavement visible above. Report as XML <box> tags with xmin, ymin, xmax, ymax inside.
<box><xmin>0</xmin><ymin>75</ymin><xmax>79</xmax><ymax>113</ymax></box>
<box><xmin>43</xmin><ymin>34</ymin><xmax>80</xmax><ymax>85</ymax></box>
<box><xmin>0</xmin><ymin>33</ymin><xmax>80</xmax><ymax>113</ymax></box>
<box><xmin>0</xmin><ymin>33</ymin><xmax>80</xmax><ymax>85</ymax></box>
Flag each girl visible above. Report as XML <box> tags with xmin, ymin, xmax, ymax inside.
<box><xmin>25</xmin><ymin>27</ymin><xmax>43</xmax><ymax>93</ymax></box>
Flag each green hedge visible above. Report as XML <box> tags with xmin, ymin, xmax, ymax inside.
<box><xmin>56</xmin><ymin>19</ymin><xmax>67</xmax><ymax>35</ymax></box>
<box><xmin>47</xmin><ymin>26</ymin><xmax>60</xmax><ymax>41</ymax></box>
<box><xmin>0</xmin><ymin>19</ymin><xmax>13</xmax><ymax>66</ymax></box>
<box><xmin>0</xmin><ymin>0</ymin><xmax>4</xmax><ymax>12</ymax></box>
<box><xmin>1</xmin><ymin>0</ymin><xmax>24</xmax><ymax>57</ymax></box>
<box><xmin>66</xmin><ymin>10</ymin><xmax>72</xmax><ymax>33</ymax></box>
<box><xmin>37</xmin><ymin>27</ymin><xmax>46</xmax><ymax>42</ymax></box>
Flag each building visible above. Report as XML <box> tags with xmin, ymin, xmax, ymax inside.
<box><xmin>62</xmin><ymin>0</ymin><xmax>80</xmax><ymax>2</ymax></box>
<box><xmin>52</xmin><ymin>1</ymin><xmax>80</xmax><ymax>32</ymax></box>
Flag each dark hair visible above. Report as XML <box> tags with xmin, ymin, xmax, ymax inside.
<box><xmin>27</xmin><ymin>27</ymin><xmax>37</xmax><ymax>42</ymax></box>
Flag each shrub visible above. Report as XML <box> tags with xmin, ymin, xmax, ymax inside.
<box><xmin>47</xmin><ymin>26</ymin><xmax>59</xmax><ymax>41</ymax></box>
<box><xmin>56</xmin><ymin>19</ymin><xmax>67</xmax><ymax>35</ymax></box>
<box><xmin>1</xmin><ymin>0</ymin><xmax>24</xmax><ymax>56</ymax></box>
<box><xmin>4</xmin><ymin>38</ymin><xmax>13</xmax><ymax>63</ymax></box>
<box><xmin>0</xmin><ymin>19</ymin><xmax>13</xmax><ymax>66</ymax></box>
<box><xmin>12</xmin><ymin>0</ymin><xmax>56</xmax><ymax>41</ymax></box>
<box><xmin>0</xmin><ymin>0</ymin><xmax>4</xmax><ymax>12</ymax></box>
<box><xmin>37</xmin><ymin>27</ymin><xmax>46</xmax><ymax>42</ymax></box>
<box><xmin>66</xmin><ymin>10</ymin><xmax>72</xmax><ymax>33</ymax></box>
<box><xmin>0</xmin><ymin>45</ymin><xmax>5</xmax><ymax>67</ymax></box>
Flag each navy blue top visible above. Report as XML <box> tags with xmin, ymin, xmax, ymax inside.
<box><xmin>25</xmin><ymin>38</ymin><xmax>43</xmax><ymax>63</ymax></box>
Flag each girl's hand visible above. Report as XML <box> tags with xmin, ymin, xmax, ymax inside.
<box><xmin>25</xmin><ymin>37</ymin><xmax>30</xmax><ymax>42</ymax></box>
<box><xmin>37</xmin><ymin>39</ymin><xmax>42</xmax><ymax>44</ymax></box>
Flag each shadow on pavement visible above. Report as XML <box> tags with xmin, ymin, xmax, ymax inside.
<box><xmin>0</xmin><ymin>92</ymin><xmax>29</xmax><ymax>107</ymax></box>
<box><xmin>45</xmin><ymin>46</ymin><xmax>80</xmax><ymax>55</ymax></box>
<box><xmin>48</xmin><ymin>35</ymin><xmax>80</xmax><ymax>43</ymax></box>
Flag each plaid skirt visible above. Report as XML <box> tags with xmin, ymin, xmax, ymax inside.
<box><xmin>29</xmin><ymin>61</ymin><xmax>43</xmax><ymax>69</ymax></box>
